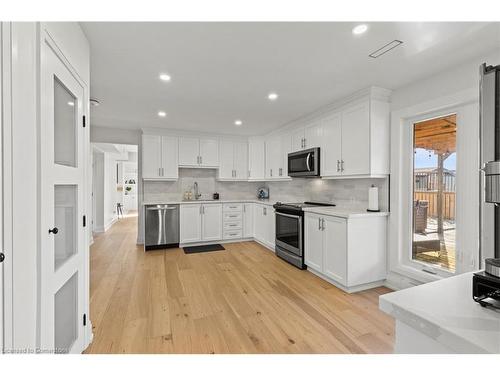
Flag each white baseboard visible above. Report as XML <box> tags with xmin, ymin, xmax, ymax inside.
<box><xmin>384</xmin><ymin>271</ymin><xmax>423</xmax><ymax>291</ymax></box>
<box><xmin>307</xmin><ymin>267</ymin><xmax>385</xmax><ymax>293</ymax></box>
<box><xmin>103</xmin><ymin>217</ymin><xmax>117</xmax><ymax>232</ymax></box>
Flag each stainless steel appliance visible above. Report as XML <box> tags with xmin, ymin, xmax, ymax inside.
<box><xmin>273</xmin><ymin>201</ymin><xmax>335</xmax><ymax>269</ymax></box>
<box><xmin>145</xmin><ymin>204</ymin><xmax>179</xmax><ymax>250</ymax></box>
<box><xmin>288</xmin><ymin>147</ymin><xmax>320</xmax><ymax>177</ymax></box>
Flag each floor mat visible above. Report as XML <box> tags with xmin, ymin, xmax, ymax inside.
<box><xmin>183</xmin><ymin>243</ymin><xmax>225</xmax><ymax>254</ymax></box>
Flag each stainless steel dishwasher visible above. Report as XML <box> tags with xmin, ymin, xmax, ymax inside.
<box><xmin>144</xmin><ymin>204</ymin><xmax>179</xmax><ymax>250</ymax></box>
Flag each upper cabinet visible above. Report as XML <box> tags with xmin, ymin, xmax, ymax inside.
<box><xmin>248</xmin><ymin>137</ymin><xmax>266</xmax><ymax>180</ymax></box>
<box><xmin>291</xmin><ymin>121</ymin><xmax>323</xmax><ymax>152</ymax></box>
<box><xmin>265</xmin><ymin>133</ymin><xmax>290</xmax><ymax>180</ymax></box>
<box><xmin>142</xmin><ymin>134</ymin><xmax>178</xmax><ymax>180</ymax></box>
<box><xmin>178</xmin><ymin>137</ymin><xmax>219</xmax><ymax>168</ymax></box>
<box><xmin>320</xmin><ymin>98</ymin><xmax>389</xmax><ymax>178</ymax></box>
<box><xmin>218</xmin><ymin>139</ymin><xmax>248</xmax><ymax>180</ymax></box>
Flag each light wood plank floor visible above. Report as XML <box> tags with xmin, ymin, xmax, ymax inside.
<box><xmin>85</xmin><ymin>214</ymin><xmax>394</xmax><ymax>354</ymax></box>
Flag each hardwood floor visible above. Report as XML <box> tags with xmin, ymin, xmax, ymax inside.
<box><xmin>85</xmin><ymin>214</ymin><xmax>394</xmax><ymax>354</ymax></box>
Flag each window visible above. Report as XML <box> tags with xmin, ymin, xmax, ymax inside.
<box><xmin>412</xmin><ymin>114</ymin><xmax>456</xmax><ymax>273</ymax></box>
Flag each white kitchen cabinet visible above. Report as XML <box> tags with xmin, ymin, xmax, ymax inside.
<box><xmin>340</xmin><ymin>102</ymin><xmax>370</xmax><ymax>176</ymax></box>
<box><xmin>248</xmin><ymin>138</ymin><xmax>266</xmax><ymax>180</ymax></box>
<box><xmin>179</xmin><ymin>137</ymin><xmax>219</xmax><ymax>168</ymax></box>
<box><xmin>265</xmin><ymin>135</ymin><xmax>290</xmax><ymax>180</ymax></box>
<box><xmin>180</xmin><ymin>204</ymin><xmax>202</xmax><ymax>243</ymax></box>
<box><xmin>290</xmin><ymin>121</ymin><xmax>322</xmax><ymax>152</ymax></box>
<box><xmin>142</xmin><ymin>134</ymin><xmax>178</xmax><ymax>180</ymax></box>
<box><xmin>321</xmin><ymin>113</ymin><xmax>342</xmax><ymax>177</ymax></box>
<box><xmin>254</xmin><ymin>204</ymin><xmax>275</xmax><ymax>249</ymax></box>
<box><xmin>180</xmin><ymin>203</ymin><xmax>222</xmax><ymax>243</ymax></box>
<box><xmin>243</xmin><ymin>203</ymin><xmax>254</xmax><ymax>238</ymax></box>
<box><xmin>253</xmin><ymin>204</ymin><xmax>266</xmax><ymax>243</ymax></box>
<box><xmin>304</xmin><ymin>212</ymin><xmax>386</xmax><ymax>292</ymax></box>
<box><xmin>201</xmin><ymin>204</ymin><xmax>223</xmax><ymax>241</ymax></box>
<box><xmin>218</xmin><ymin>139</ymin><xmax>248</xmax><ymax>180</ymax></box>
<box><xmin>304</xmin><ymin>214</ymin><xmax>323</xmax><ymax>271</ymax></box>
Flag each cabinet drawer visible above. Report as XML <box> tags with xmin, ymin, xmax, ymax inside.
<box><xmin>223</xmin><ymin>212</ymin><xmax>242</xmax><ymax>221</ymax></box>
<box><xmin>223</xmin><ymin>203</ymin><xmax>243</xmax><ymax>212</ymax></box>
<box><xmin>223</xmin><ymin>230</ymin><xmax>243</xmax><ymax>240</ymax></box>
<box><xmin>224</xmin><ymin>221</ymin><xmax>242</xmax><ymax>230</ymax></box>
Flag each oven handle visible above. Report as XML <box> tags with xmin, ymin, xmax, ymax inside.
<box><xmin>305</xmin><ymin>153</ymin><xmax>311</xmax><ymax>171</ymax></box>
<box><xmin>276</xmin><ymin>211</ymin><xmax>301</xmax><ymax>219</ymax></box>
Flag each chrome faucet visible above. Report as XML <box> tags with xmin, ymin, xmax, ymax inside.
<box><xmin>193</xmin><ymin>182</ymin><xmax>201</xmax><ymax>200</ymax></box>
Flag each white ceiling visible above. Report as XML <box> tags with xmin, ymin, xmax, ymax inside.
<box><xmin>81</xmin><ymin>22</ymin><xmax>500</xmax><ymax>135</ymax></box>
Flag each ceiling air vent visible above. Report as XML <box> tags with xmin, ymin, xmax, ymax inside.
<box><xmin>369</xmin><ymin>40</ymin><xmax>403</xmax><ymax>58</ymax></box>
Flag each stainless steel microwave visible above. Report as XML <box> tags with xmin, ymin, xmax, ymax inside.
<box><xmin>288</xmin><ymin>147</ymin><xmax>320</xmax><ymax>177</ymax></box>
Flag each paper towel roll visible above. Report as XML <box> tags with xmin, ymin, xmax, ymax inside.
<box><xmin>368</xmin><ymin>185</ymin><xmax>379</xmax><ymax>211</ymax></box>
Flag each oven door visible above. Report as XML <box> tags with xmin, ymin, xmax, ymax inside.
<box><xmin>288</xmin><ymin>147</ymin><xmax>320</xmax><ymax>177</ymax></box>
<box><xmin>275</xmin><ymin>211</ymin><xmax>302</xmax><ymax>256</ymax></box>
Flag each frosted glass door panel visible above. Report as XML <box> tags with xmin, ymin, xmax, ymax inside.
<box><xmin>54</xmin><ymin>272</ymin><xmax>78</xmax><ymax>353</ymax></box>
<box><xmin>54</xmin><ymin>185</ymin><xmax>78</xmax><ymax>269</ymax></box>
<box><xmin>54</xmin><ymin>77</ymin><xmax>77</xmax><ymax>167</ymax></box>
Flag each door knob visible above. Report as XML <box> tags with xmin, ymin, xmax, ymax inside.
<box><xmin>48</xmin><ymin>227</ymin><xmax>59</xmax><ymax>234</ymax></box>
<box><xmin>0</xmin><ymin>253</ymin><xmax>4</xmax><ymax>263</ymax></box>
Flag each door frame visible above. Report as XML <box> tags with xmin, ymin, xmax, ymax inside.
<box><xmin>389</xmin><ymin>88</ymin><xmax>479</xmax><ymax>283</ymax></box>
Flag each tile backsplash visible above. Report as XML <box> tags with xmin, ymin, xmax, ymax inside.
<box><xmin>143</xmin><ymin>168</ymin><xmax>389</xmax><ymax>211</ymax></box>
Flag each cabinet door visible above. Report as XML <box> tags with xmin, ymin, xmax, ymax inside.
<box><xmin>304</xmin><ymin>121</ymin><xmax>322</xmax><ymax>149</ymax></box>
<box><xmin>323</xmin><ymin>216</ymin><xmax>347</xmax><ymax>284</ymax></box>
<box><xmin>265</xmin><ymin>137</ymin><xmax>281</xmax><ymax>179</ymax></box>
<box><xmin>142</xmin><ymin>135</ymin><xmax>162</xmax><ymax>179</ymax></box>
<box><xmin>321</xmin><ymin>113</ymin><xmax>342</xmax><ymax>177</ymax></box>
<box><xmin>253</xmin><ymin>205</ymin><xmax>265</xmax><ymax>242</ymax></box>
<box><xmin>178</xmin><ymin>137</ymin><xmax>200</xmax><ymax>166</ymax></box>
<box><xmin>161</xmin><ymin>136</ymin><xmax>179</xmax><ymax>179</ymax></box>
<box><xmin>202</xmin><ymin>204</ymin><xmax>222</xmax><ymax>241</ymax></box>
<box><xmin>180</xmin><ymin>205</ymin><xmax>202</xmax><ymax>243</ymax></box>
<box><xmin>341</xmin><ymin>102</ymin><xmax>370</xmax><ymax>175</ymax></box>
<box><xmin>199</xmin><ymin>138</ymin><xmax>219</xmax><ymax>167</ymax></box>
<box><xmin>248</xmin><ymin>138</ymin><xmax>265</xmax><ymax>180</ymax></box>
<box><xmin>291</xmin><ymin>128</ymin><xmax>305</xmax><ymax>152</ymax></box>
<box><xmin>243</xmin><ymin>203</ymin><xmax>254</xmax><ymax>238</ymax></box>
<box><xmin>281</xmin><ymin>132</ymin><xmax>291</xmax><ymax>178</ymax></box>
<box><xmin>233</xmin><ymin>141</ymin><xmax>248</xmax><ymax>179</ymax></box>
<box><xmin>304</xmin><ymin>214</ymin><xmax>323</xmax><ymax>272</ymax></box>
<box><xmin>218</xmin><ymin>140</ymin><xmax>234</xmax><ymax>179</ymax></box>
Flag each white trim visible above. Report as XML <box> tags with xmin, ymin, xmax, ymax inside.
<box><xmin>389</xmin><ymin>87</ymin><xmax>479</xmax><ymax>282</ymax></box>
<box><xmin>308</xmin><ymin>267</ymin><xmax>385</xmax><ymax>293</ymax></box>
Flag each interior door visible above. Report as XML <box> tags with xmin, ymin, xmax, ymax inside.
<box><xmin>202</xmin><ymin>204</ymin><xmax>222</xmax><ymax>241</ymax></box>
<box><xmin>321</xmin><ymin>113</ymin><xmax>342</xmax><ymax>176</ymax></box>
<box><xmin>142</xmin><ymin>135</ymin><xmax>161</xmax><ymax>179</ymax></box>
<box><xmin>40</xmin><ymin>39</ymin><xmax>87</xmax><ymax>353</ymax></box>
<box><xmin>341</xmin><ymin>102</ymin><xmax>370</xmax><ymax>175</ymax></box>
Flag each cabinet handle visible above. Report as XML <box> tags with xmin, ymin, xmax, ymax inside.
<box><xmin>318</xmin><ymin>217</ymin><xmax>321</xmax><ymax>230</ymax></box>
<box><xmin>248</xmin><ymin>170</ymin><xmax>251</xmax><ymax>178</ymax></box>
<box><xmin>159</xmin><ymin>167</ymin><xmax>161</xmax><ymax>176</ymax></box>
<box><xmin>263</xmin><ymin>207</ymin><xmax>266</xmax><ymax>215</ymax></box>
<box><xmin>279</xmin><ymin>168</ymin><xmax>282</xmax><ymax>176</ymax></box>
<box><xmin>304</xmin><ymin>138</ymin><xmax>307</xmax><ymax>148</ymax></box>
<box><xmin>336</xmin><ymin>160</ymin><xmax>340</xmax><ymax>172</ymax></box>
<box><xmin>341</xmin><ymin>160</ymin><xmax>345</xmax><ymax>172</ymax></box>
<box><xmin>200</xmin><ymin>155</ymin><xmax>203</xmax><ymax>165</ymax></box>
<box><xmin>321</xmin><ymin>218</ymin><xmax>325</xmax><ymax>231</ymax></box>
<box><xmin>243</xmin><ymin>205</ymin><xmax>246</xmax><ymax>213</ymax></box>
<box><xmin>161</xmin><ymin>167</ymin><xmax>164</xmax><ymax>176</ymax></box>
<box><xmin>270</xmin><ymin>169</ymin><xmax>273</xmax><ymax>177</ymax></box>
<box><xmin>199</xmin><ymin>205</ymin><xmax>202</xmax><ymax>214</ymax></box>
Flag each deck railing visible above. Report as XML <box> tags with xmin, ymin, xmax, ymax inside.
<box><xmin>414</xmin><ymin>191</ymin><xmax>456</xmax><ymax>220</ymax></box>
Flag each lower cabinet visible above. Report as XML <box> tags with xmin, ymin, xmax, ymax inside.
<box><xmin>253</xmin><ymin>204</ymin><xmax>275</xmax><ymax>249</ymax></box>
<box><xmin>304</xmin><ymin>212</ymin><xmax>386</xmax><ymax>291</ymax></box>
<box><xmin>243</xmin><ymin>203</ymin><xmax>254</xmax><ymax>238</ymax></box>
<box><xmin>180</xmin><ymin>203</ymin><xmax>222</xmax><ymax>243</ymax></box>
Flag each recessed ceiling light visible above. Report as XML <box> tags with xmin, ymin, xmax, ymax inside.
<box><xmin>158</xmin><ymin>111</ymin><xmax>167</xmax><ymax>117</ymax></box>
<box><xmin>268</xmin><ymin>92</ymin><xmax>278</xmax><ymax>101</ymax></box>
<box><xmin>159</xmin><ymin>73</ymin><xmax>171</xmax><ymax>82</ymax></box>
<box><xmin>352</xmin><ymin>24</ymin><xmax>368</xmax><ymax>35</ymax></box>
<box><xmin>67</xmin><ymin>101</ymin><xmax>75</xmax><ymax>106</ymax></box>
<box><xmin>234</xmin><ymin>120</ymin><xmax>243</xmax><ymax>126</ymax></box>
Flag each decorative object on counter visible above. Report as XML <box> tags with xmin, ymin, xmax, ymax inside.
<box><xmin>213</xmin><ymin>192</ymin><xmax>220</xmax><ymax>200</ymax></box>
<box><xmin>257</xmin><ymin>186</ymin><xmax>269</xmax><ymax>200</ymax></box>
<box><xmin>367</xmin><ymin>184</ymin><xmax>380</xmax><ymax>212</ymax></box>
<box><xmin>183</xmin><ymin>190</ymin><xmax>193</xmax><ymax>201</ymax></box>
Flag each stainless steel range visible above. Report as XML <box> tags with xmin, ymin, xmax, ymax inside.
<box><xmin>273</xmin><ymin>201</ymin><xmax>336</xmax><ymax>269</ymax></box>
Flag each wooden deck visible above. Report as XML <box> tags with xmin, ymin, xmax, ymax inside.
<box><xmin>85</xmin><ymin>214</ymin><xmax>394</xmax><ymax>354</ymax></box>
<box><xmin>414</xmin><ymin>218</ymin><xmax>456</xmax><ymax>272</ymax></box>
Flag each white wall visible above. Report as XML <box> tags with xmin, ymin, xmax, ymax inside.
<box><xmin>92</xmin><ymin>152</ymin><xmax>104</xmax><ymax>231</ymax></box>
<box><xmin>387</xmin><ymin>50</ymin><xmax>500</xmax><ymax>289</ymax></box>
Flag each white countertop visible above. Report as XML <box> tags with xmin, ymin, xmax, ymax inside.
<box><xmin>142</xmin><ymin>199</ymin><xmax>277</xmax><ymax>206</ymax></box>
<box><xmin>302</xmin><ymin>205</ymin><xmax>389</xmax><ymax>219</ymax></box>
<box><xmin>379</xmin><ymin>272</ymin><xmax>500</xmax><ymax>353</ymax></box>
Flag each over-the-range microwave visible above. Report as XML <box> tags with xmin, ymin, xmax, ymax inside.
<box><xmin>288</xmin><ymin>147</ymin><xmax>320</xmax><ymax>177</ymax></box>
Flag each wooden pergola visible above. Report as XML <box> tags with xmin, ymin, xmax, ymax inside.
<box><xmin>414</xmin><ymin>114</ymin><xmax>456</xmax><ymax>234</ymax></box>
